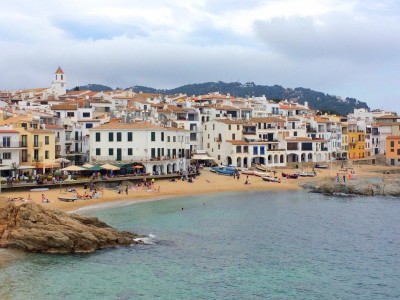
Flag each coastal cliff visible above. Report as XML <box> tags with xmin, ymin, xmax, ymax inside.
<box><xmin>0</xmin><ymin>201</ymin><xmax>143</xmax><ymax>253</ymax></box>
<box><xmin>304</xmin><ymin>177</ymin><xmax>400</xmax><ymax>197</ymax></box>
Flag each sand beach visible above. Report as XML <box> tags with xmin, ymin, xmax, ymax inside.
<box><xmin>0</xmin><ymin>163</ymin><xmax>397</xmax><ymax>213</ymax></box>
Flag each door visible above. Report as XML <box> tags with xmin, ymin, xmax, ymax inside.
<box><xmin>117</xmin><ymin>148</ymin><xmax>122</xmax><ymax>161</ymax></box>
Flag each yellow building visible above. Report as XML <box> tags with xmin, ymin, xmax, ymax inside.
<box><xmin>386</xmin><ymin>135</ymin><xmax>400</xmax><ymax>166</ymax></box>
<box><xmin>348</xmin><ymin>124</ymin><xmax>366</xmax><ymax>159</ymax></box>
<box><xmin>0</xmin><ymin>115</ymin><xmax>58</xmax><ymax>173</ymax></box>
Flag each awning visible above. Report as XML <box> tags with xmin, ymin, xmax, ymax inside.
<box><xmin>33</xmin><ymin>162</ymin><xmax>60</xmax><ymax>168</ymax></box>
<box><xmin>192</xmin><ymin>155</ymin><xmax>215</xmax><ymax>160</ymax></box>
<box><xmin>18</xmin><ymin>165</ymin><xmax>37</xmax><ymax>170</ymax></box>
<box><xmin>0</xmin><ymin>165</ymin><xmax>13</xmax><ymax>171</ymax></box>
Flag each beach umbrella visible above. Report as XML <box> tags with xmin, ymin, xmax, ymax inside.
<box><xmin>82</xmin><ymin>163</ymin><xmax>94</xmax><ymax>169</ymax></box>
<box><xmin>61</xmin><ymin>165</ymin><xmax>86</xmax><ymax>171</ymax></box>
<box><xmin>100</xmin><ymin>163</ymin><xmax>120</xmax><ymax>171</ymax></box>
<box><xmin>55</xmin><ymin>158</ymin><xmax>71</xmax><ymax>163</ymax></box>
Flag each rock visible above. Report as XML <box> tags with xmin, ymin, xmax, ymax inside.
<box><xmin>0</xmin><ymin>202</ymin><xmax>144</xmax><ymax>253</ymax></box>
<box><xmin>305</xmin><ymin>177</ymin><xmax>400</xmax><ymax>197</ymax></box>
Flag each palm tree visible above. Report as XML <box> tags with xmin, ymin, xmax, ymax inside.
<box><xmin>11</xmin><ymin>162</ymin><xmax>20</xmax><ymax>178</ymax></box>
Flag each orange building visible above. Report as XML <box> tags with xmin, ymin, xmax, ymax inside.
<box><xmin>386</xmin><ymin>136</ymin><xmax>400</xmax><ymax>166</ymax></box>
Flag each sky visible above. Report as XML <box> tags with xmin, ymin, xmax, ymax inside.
<box><xmin>0</xmin><ymin>0</ymin><xmax>399</xmax><ymax>113</ymax></box>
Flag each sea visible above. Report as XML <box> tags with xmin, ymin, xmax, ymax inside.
<box><xmin>1</xmin><ymin>190</ymin><xmax>399</xmax><ymax>300</ymax></box>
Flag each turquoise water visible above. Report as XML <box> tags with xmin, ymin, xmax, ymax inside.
<box><xmin>1</xmin><ymin>190</ymin><xmax>400</xmax><ymax>299</ymax></box>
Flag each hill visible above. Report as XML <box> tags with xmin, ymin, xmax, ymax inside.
<box><xmin>72</xmin><ymin>82</ymin><xmax>370</xmax><ymax>116</ymax></box>
<box><xmin>130</xmin><ymin>82</ymin><xmax>369</xmax><ymax>116</ymax></box>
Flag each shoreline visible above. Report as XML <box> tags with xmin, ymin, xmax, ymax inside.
<box><xmin>1</xmin><ymin>164</ymin><xmax>399</xmax><ymax>214</ymax></box>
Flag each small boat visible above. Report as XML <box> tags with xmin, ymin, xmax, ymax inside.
<box><xmin>315</xmin><ymin>164</ymin><xmax>328</xmax><ymax>169</ymax></box>
<box><xmin>254</xmin><ymin>171</ymin><xmax>270</xmax><ymax>177</ymax></box>
<box><xmin>282</xmin><ymin>172</ymin><xmax>299</xmax><ymax>179</ymax></box>
<box><xmin>241</xmin><ymin>169</ymin><xmax>255</xmax><ymax>175</ymax></box>
<box><xmin>29</xmin><ymin>188</ymin><xmax>50</xmax><ymax>192</ymax></box>
<box><xmin>262</xmin><ymin>176</ymin><xmax>281</xmax><ymax>183</ymax></box>
<box><xmin>294</xmin><ymin>171</ymin><xmax>317</xmax><ymax>177</ymax></box>
<box><xmin>211</xmin><ymin>166</ymin><xmax>236</xmax><ymax>176</ymax></box>
<box><xmin>255</xmin><ymin>164</ymin><xmax>267</xmax><ymax>172</ymax></box>
<box><xmin>58</xmin><ymin>196</ymin><xmax>78</xmax><ymax>202</ymax></box>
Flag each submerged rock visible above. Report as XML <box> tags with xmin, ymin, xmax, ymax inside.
<box><xmin>0</xmin><ymin>201</ymin><xmax>143</xmax><ymax>253</ymax></box>
<box><xmin>304</xmin><ymin>177</ymin><xmax>400</xmax><ymax>197</ymax></box>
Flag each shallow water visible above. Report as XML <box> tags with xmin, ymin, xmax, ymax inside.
<box><xmin>1</xmin><ymin>190</ymin><xmax>400</xmax><ymax>299</ymax></box>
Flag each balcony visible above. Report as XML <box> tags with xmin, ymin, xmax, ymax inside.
<box><xmin>0</xmin><ymin>142</ymin><xmax>26</xmax><ymax>148</ymax></box>
<box><xmin>91</xmin><ymin>155</ymin><xmax>180</xmax><ymax>163</ymax></box>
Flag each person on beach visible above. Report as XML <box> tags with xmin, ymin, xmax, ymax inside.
<box><xmin>343</xmin><ymin>174</ymin><xmax>346</xmax><ymax>183</ymax></box>
<box><xmin>125</xmin><ymin>185</ymin><xmax>129</xmax><ymax>195</ymax></box>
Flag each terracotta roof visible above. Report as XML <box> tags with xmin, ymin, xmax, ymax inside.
<box><xmin>250</xmin><ymin>117</ymin><xmax>284</xmax><ymax>123</ymax></box>
<box><xmin>44</xmin><ymin>124</ymin><xmax>64</xmax><ymax>130</ymax></box>
<box><xmin>0</xmin><ymin>130</ymin><xmax>19</xmax><ymax>133</ymax></box>
<box><xmin>375</xmin><ymin>115</ymin><xmax>400</xmax><ymax>119</ymax></box>
<box><xmin>55</xmin><ymin>66</ymin><xmax>64</xmax><ymax>74</ymax></box>
<box><xmin>51</xmin><ymin>104</ymin><xmax>78</xmax><ymax>110</ymax></box>
<box><xmin>372</xmin><ymin>122</ymin><xmax>399</xmax><ymax>126</ymax></box>
<box><xmin>215</xmin><ymin>119</ymin><xmax>244</xmax><ymax>124</ymax></box>
<box><xmin>26</xmin><ymin>129</ymin><xmax>54</xmax><ymax>134</ymax></box>
<box><xmin>387</xmin><ymin>136</ymin><xmax>400</xmax><ymax>139</ymax></box>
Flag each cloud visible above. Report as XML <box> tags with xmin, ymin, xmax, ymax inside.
<box><xmin>0</xmin><ymin>0</ymin><xmax>399</xmax><ymax>113</ymax></box>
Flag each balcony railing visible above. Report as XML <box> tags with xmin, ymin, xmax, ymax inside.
<box><xmin>92</xmin><ymin>155</ymin><xmax>182</xmax><ymax>162</ymax></box>
<box><xmin>0</xmin><ymin>142</ymin><xmax>26</xmax><ymax>148</ymax></box>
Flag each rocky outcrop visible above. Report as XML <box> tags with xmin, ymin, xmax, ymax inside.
<box><xmin>304</xmin><ymin>177</ymin><xmax>400</xmax><ymax>197</ymax></box>
<box><xmin>0</xmin><ymin>201</ymin><xmax>143</xmax><ymax>253</ymax></box>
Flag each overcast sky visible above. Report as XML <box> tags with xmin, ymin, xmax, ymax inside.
<box><xmin>1</xmin><ymin>0</ymin><xmax>399</xmax><ymax>113</ymax></box>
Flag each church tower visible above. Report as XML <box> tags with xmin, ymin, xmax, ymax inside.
<box><xmin>50</xmin><ymin>66</ymin><xmax>67</xmax><ymax>96</ymax></box>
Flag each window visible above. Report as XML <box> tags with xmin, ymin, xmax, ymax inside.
<box><xmin>22</xmin><ymin>150</ymin><xmax>28</xmax><ymax>162</ymax></box>
<box><xmin>167</xmin><ymin>136</ymin><xmax>170</xmax><ymax>142</ymax></box>
<box><xmin>117</xmin><ymin>132</ymin><xmax>122</xmax><ymax>142</ymax></box>
<box><xmin>45</xmin><ymin>151</ymin><xmax>49</xmax><ymax>159</ymax></box>
<box><xmin>128</xmin><ymin>148</ymin><xmax>133</xmax><ymax>155</ymax></box>
<box><xmin>96</xmin><ymin>148</ymin><xmax>101</xmax><ymax>155</ymax></box>
<box><xmin>33</xmin><ymin>135</ymin><xmax>39</xmax><ymax>147</ymax></box>
<box><xmin>85</xmin><ymin>123</ymin><xmax>93</xmax><ymax>129</ymax></box>
<box><xmin>161</xmin><ymin>132</ymin><xmax>164</xmax><ymax>141</ymax></box>
<box><xmin>109</xmin><ymin>148</ymin><xmax>114</xmax><ymax>156</ymax></box>
<box><xmin>213</xmin><ymin>124</ymin><xmax>215</xmax><ymax>130</ymax></box>
<box><xmin>218</xmin><ymin>144</ymin><xmax>220</xmax><ymax>150</ymax></box>
<box><xmin>237</xmin><ymin>125</ymin><xmax>240</xmax><ymax>130</ymax></box>
<box><xmin>95</xmin><ymin>132</ymin><xmax>101</xmax><ymax>142</ymax></box>
<box><xmin>228</xmin><ymin>125</ymin><xmax>231</xmax><ymax>130</ymax></box>
<box><xmin>2</xmin><ymin>152</ymin><xmax>11</xmax><ymax>160</ymax></box>
<box><xmin>45</xmin><ymin>136</ymin><xmax>49</xmax><ymax>145</ymax></box>
<box><xmin>22</xmin><ymin>135</ymin><xmax>27</xmax><ymax>147</ymax></box>
<box><xmin>253</xmin><ymin>146</ymin><xmax>258</xmax><ymax>155</ymax></box>
<box><xmin>2</xmin><ymin>137</ymin><xmax>10</xmax><ymax>147</ymax></box>
<box><xmin>294</xmin><ymin>131</ymin><xmax>297</xmax><ymax>137</ymax></box>
<box><xmin>82</xmin><ymin>112</ymin><xmax>90</xmax><ymax>118</ymax></box>
<box><xmin>398</xmin><ymin>149</ymin><xmax>400</xmax><ymax>155</ymax></box>
<box><xmin>109</xmin><ymin>132</ymin><xmax>114</xmax><ymax>142</ymax></box>
<box><xmin>127</xmin><ymin>132</ymin><xmax>133</xmax><ymax>141</ymax></box>
<box><xmin>67</xmin><ymin>112</ymin><xmax>75</xmax><ymax>117</ymax></box>
<box><xmin>391</xmin><ymin>141</ymin><xmax>395</xmax><ymax>147</ymax></box>
<box><xmin>260</xmin><ymin>146</ymin><xmax>265</xmax><ymax>155</ymax></box>
<box><xmin>151</xmin><ymin>132</ymin><xmax>156</xmax><ymax>141</ymax></box>
<box><xmin>232</xmin><ymin>134</ymin><xmax>236</xmax><ymax>140</ymax></box>
<box><xmin>173</xmin><ymin>136</ymin><xmax>176</xmax><ymax>142</ymax></box>
<box><xmin>151</xmin><ymin>148</ymin><xmax>156</xmax><ymax>158</ymax></box>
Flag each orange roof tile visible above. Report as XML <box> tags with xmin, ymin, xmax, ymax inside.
<box><xmin>55</xmin><ymin>66</ymin><xmax>64</xmax><ymax>74</ymax></box>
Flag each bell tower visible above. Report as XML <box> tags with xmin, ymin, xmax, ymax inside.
<box><xmin>51</xmin><ymin>66</ymin><xmax>67</xmax><ymax>96</ymax></box>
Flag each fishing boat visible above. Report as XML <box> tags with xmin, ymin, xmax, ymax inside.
<box><xmin>294</xmin><ymin>171</ymin><xmax>317</xmax><ymax>177</ymax></box>
<box><xmin>255</xmin><ymin>164</ymin><xmax>267</xmax><ymax>172</ymax></box>
<box><xmin>281</xmin><ymin>172</ymin><xmax>299</xmax><ymax>179</ymax></box>
<box><xmin>315</xmin><ymin>164</ymin><xmax>328</xmax><ymax>169</ymax></box>
<box><xmin>262</xmin><ymin>176</ymin><xmax>281</xmax><ymax>183</ymax></box>
<box><xmin>58</xmin><ymin>196</ymin><xmax>78</xmax><ymax>202</ymax></box>
<box><xmin>254</xmin><ymin>171</ymin><xmax>270</xmax><ymax>177</ymax></box>
<box><xmin>241</xmin><ymin>169</ymin><xmax>255</xmax><ymax>175</ymax></box>
<box><xmin>210</xmin><ymin>166</ymin><xmax>236</xmax><ymax>176</ymax></box>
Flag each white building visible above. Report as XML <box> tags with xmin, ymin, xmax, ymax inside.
<box><xmin>89</xmin><ymin>121</ymin><xmax>190</xmax><ymax>175</ymax></box>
